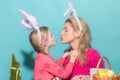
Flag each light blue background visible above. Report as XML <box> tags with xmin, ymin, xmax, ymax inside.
<box><xmin>0</xmin><ymin>0</ymin><xmax>120</xmax><ymax>80</ymax></box>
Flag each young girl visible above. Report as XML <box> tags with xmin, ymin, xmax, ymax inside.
<box><xmin>19</xmin><ymin>9</ymin><xmax>78</xmax><ymax>80</ymax></box>
<box><xmin>29</xmin><ymin>26</ymin><xmax>78</xmax><ymax>80</ymax></box>
<box><xmin>60</xmin><ymin>17</ymin><xmax>105</xmax><ymax>80</ymax></box>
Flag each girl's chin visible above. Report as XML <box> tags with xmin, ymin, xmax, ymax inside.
<box><xmin>62</xmin><ymin>41</ymin><xmax>67</xmax><ymax>44</ymax></box>
<box><xmin>51</xmin><ymin>44</ymin><xmax>56</xmax><ymax>46</ymax></box>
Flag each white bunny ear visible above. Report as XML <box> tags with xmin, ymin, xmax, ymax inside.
<box><xmin>30</xmin><ymin>16</ymin><xmax>39</xmax><ymax>30</ymax></box>
<box><xmin>64</xmin><ymin>8</ymin><xmax>71</xmax><ymax>16</ymax></box>
<box><xmin>64</xmin><ymin>2</ymin><xmax>83</xmax><ymax>30</ymax></box>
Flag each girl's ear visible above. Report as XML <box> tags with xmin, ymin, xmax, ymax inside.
<box><xmin>75</xmin><ymin>31</ymin><xmax>81</xmax><ymax>38</ymax></box>
<box><xmin>41</xmin><ymin>39</ymin><xmax>47</xmax><ymax>45</ymax></box>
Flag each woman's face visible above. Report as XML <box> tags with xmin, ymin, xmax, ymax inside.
<box><xmin>61</xmin><ymin>22</ymin><xmax>76</xmax><ymax>44</ymax></box>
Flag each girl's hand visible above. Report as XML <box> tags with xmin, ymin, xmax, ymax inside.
<box><xmin>52</xmin><ymin>77</ymin><xmax>60</xmax><ymax>80</ymax></box>
<box><xmin>72</xmin><ymin>75</ymin><xmax>90</xmax><ymax>80</ymax></box>
<box><xmin>62</xmin><ymin>52</ymin><xmax>70</xmax><ymax>58</ymax></box>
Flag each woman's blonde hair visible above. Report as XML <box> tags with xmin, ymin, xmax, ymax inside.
<box><xmin>65</xmin><ymin>17</ymin><xmax>92</xmax><ymax>66</ymax></box>
<box><xmin>29</xmin><ymin>26</ymin><xmax>49</xmax><ymax>53</ymax></box>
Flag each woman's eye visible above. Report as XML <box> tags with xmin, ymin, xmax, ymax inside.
<box><xmin>51</xmin><ymin>35</ymin><xmax>53</xmax><ymax>37</ymax></box>
<box><xmin>65</xmin><ymin>30</ymin><xmax>67</xmax><ymax>32</ymax></box>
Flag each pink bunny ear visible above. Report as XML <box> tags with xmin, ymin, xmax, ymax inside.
<box><xmin>21</xmin><ymin>19</ymin><xmax>33</xmax><ymax>29</ymax></box>
<box><xmin>19</xmin><ymin>9</ymin><xmax>39</xmax><ymax>30</ymax></box>
<box><xmin>21</xmin><ymin>16</ymin><xmax>39</xmax><ymax>30</ymax></box>
<box><xmin>19</xmin><ymin>9</ymin><xmax>41</xmax><ymax>44</ymax></box>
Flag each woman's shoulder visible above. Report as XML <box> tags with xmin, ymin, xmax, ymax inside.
<box><xmin>86</xmin><ymin>48</ymin><xmax>104</xmax><ymax>68</ymax></box>
<box><xmin>86</xmin><ymin>48</ymin><xmax>101</xmax><ymax>59</ymax></box>
<box><xmin>87</xmin><ymin>48</ymin><xmax>100</xmax><ymax>54</ymax></box>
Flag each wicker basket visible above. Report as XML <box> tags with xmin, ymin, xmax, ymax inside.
<box><xmin>93</xmin><ymin>56</ymin><xmax>120</xmax><ymax>80</ymax></box>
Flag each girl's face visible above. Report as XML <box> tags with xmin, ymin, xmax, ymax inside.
<box><xmin>61</xmin><ymin>22</ymin><xmax>76</xmax><ymax>44</ymax></box>
<box><xmin>47</xmin><ymin>30</ymin><xmax>56</xmax><ymax>47</ymax></box>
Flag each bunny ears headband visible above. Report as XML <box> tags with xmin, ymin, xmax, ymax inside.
<box><xmin>19</xmin><ymin>9</ymin><xmax>41</xmax><ymax>43</ymax></box>
<box><xmin>64</xmin><ymin>2</ymin><xmax>83</xmax><ymax>30</ymax></box>
<box><xmin>19</xmin><ymin>2</ymin><xmax>81</xmax><ymax>44</ymax></box>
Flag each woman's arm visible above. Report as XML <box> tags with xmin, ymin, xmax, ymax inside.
<box><xmin>72</xmin><ymin>75</ymin><xmax>90</xmax><ymax>80</ymax></box>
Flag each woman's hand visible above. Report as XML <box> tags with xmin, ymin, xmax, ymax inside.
<box><xmin>69</xmin><ymin>50</ymin><xmax>79</xmax><ymax>62</ymax></box>
<box><xmin>72</xmin><ymin>75</ymin><xmax>90</xmax><ymax>80</ymax></box>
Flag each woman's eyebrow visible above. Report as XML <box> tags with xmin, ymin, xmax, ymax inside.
<box><xmin>64</xmin><ymin>27</ymin><xmax>67</xmax><ymax>29</ymax></box>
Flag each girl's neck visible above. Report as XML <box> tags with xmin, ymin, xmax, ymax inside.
<box><xmin>44</xmin><ymin>47</ymin><xmax>50</xmax><ymax>54</ymax></box>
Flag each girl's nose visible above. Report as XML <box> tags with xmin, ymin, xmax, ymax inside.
<box><xmin>61</xmin><ymin>31</ymin><xmax>64</xmax><ymax>36</ymax></box>
<box><xmin>53</xmin><ymin>36</ymin><xmax>56</xmax><ymax>40</ymax></box>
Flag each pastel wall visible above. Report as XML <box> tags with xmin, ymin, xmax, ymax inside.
<box><xmin>0</xmin><ymin>0</ymin><xmax>120</xmax><ymax>80</ymax></box>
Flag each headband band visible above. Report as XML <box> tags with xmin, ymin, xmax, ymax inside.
<box><xmin>64</xmin><ymin>2</ymin><xmax>83</xmax><ymax>30</ymax></box>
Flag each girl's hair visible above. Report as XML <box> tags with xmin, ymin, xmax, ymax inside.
<box><xmin>29</xmin><ymin>26</ymin><xmax>49</xmax><ymax>53</ymax></box>
<box><xmin>65</xmin><ymin>17</ymin><xmax>92</xmax><ymax>66</ymax></box>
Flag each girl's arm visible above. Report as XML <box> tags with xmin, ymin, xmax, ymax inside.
<box><xmin>57</xmin><ymin>58</ymin><xmax>65</xmax><ymax>67</ymax></box>
<box><xmin>41</xmin><ymin>50</ymin><xmax>78</xmax><ymax>79</ymax></box>
<box><xmin>57</xmin><ymin>52</ymin><xmax>70</xmax><ymax>67</ymax></box>
<box><xmin>42</xmin><ymin>56</ymin><xmax>74</xmax><ymax>79</ymax></box>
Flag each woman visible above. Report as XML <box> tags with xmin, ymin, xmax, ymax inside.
<box><xmin>60</xmin><ymin>17</ymin><xmax>105</xmax><ymax>80</ymax></box>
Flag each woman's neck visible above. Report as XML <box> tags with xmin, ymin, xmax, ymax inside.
<box><xmin>70</xmin><ymin>39</ymin><xmax>80</xmax><ymax>51</ymax></box>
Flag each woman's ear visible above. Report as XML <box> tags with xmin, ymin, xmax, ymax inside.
<box><xmin>75</xmin><ymin>31</ymin><xmax>81</xmax><ymax>38</ymax></box>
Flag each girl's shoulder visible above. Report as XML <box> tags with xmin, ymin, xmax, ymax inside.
<box><xmin>36</xmin><ymin>53</ymin><xmax>46</xmax><ymax>57</ymax></box>
<box><xmin>36</xmin><ymin>53</ymin><xmax>54</xmax><ymax>62</ymax></box>
<box><xmin>37</xmin><ymin>53</ymin><xmax>52</xmax><ymax>57</ymax></box>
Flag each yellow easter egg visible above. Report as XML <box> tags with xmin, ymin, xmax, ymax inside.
<box><xmin>107</xmin><ymin>70</ymin><xmax>114</xmax><ymax>76</ymax></box>
<box><xmin>99</xmin><ymin>72</ymin><xmax>107</xmax><ymax>77</ymax></box>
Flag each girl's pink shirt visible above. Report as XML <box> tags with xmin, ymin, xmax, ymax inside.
<box><xmin>34</xmin><ymin>53</ymin><xmax>74</xmax><ymax>80</ymax></box>
<box><xmin>62</xmin><ymin>48</ymin><xmax>105</xmax><ymax>80</ymax></box>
